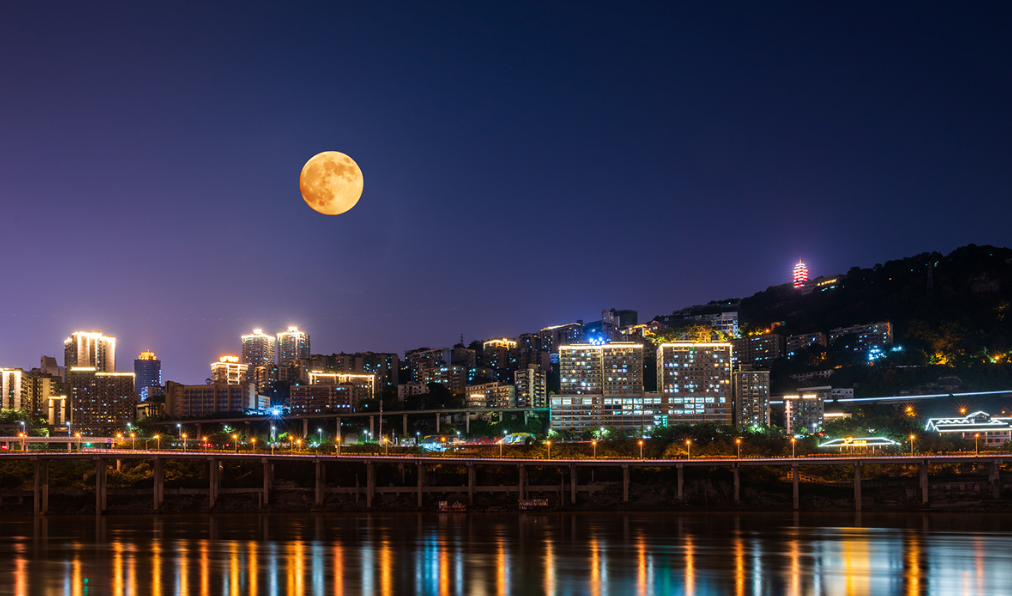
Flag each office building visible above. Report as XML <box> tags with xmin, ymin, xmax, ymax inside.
<box><xmin>68</xmin><ymin>368</ymin><xmax>135</xmax><ymax>429</ymax></box>
<box><xmin>290</xmin><ymin>384</ymin><xmax>354</xmax><ymax>415</ymax></box>
<box><xmin>466</xmin><ymin>381</ymin><xmax>516</xmax><ymax>408</ymax></box>
<box><xmin>133</xmin><ymin>351</ymin><xmax>162</xmax><ymax>396</ymax></box>
<box><xmin>241</xmin><ymin>329</ymin><xmax>276</xmax><ymax>370</ymax></box>
<box><xmin>560</xmin><ymin>343</ymin><xmax>644</xmax><ymax>396</ymax></box>
<box><xmin>828</xmin><ymin>322</ymin><xmax>894</xmax><ymax>353</ymax></box>
<box><xmin>515</xmin><ymin>364</ymin><xmax>547</xmax><ymax>408</ymax></box>
<box><xmin>787</xmin><ymin>332</ymin><xmax>828</xmax><ymax>358</ymax></box>
<box><xmin>165</xmin><ymin>381</ymin><xmax>256</xmax><ymax>418</ymax></box>
<box><xmin>782</xmin><ymin>386</ymin><xmax>828</xmax><ymax>434</ymax></box>
<box><xmin>64</xmin><ymin>331</ymin><xmax>116</xmax><ymax>372</ymax></box>
<box><xmin>277</xmin><ymin>326</ymin><xmax>310</xmax><ymax>365</ymax></box>
<box><xmin>655</xmin><ymin>342</ymin><xmax>733</xmax><ymax>425</ymax></box>
<box><xmin>732</xmin><ymin>333</ymin><xmax>786</xmax><ymax>368</ymax></box>
<box><xmin>734</xmin><ymin>369</ymin><xmax>770</xmax><ymax>427</ymax></box>
<box><xmin>211</xmin><ymin>356</ymin><xmax>248</xmax><ymax>385</ymax></box>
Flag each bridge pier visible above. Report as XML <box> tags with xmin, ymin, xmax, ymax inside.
<box><xmin>153</xmin><ymin>458</ymin><xmax>164</xmax><ymax>511</ymax></box>
<box><xmin>622</xmin><ymin>465</ymin><xmax>630</xmax><ymax>502</ymax></box>
<box><xmin>33</xmin><ymin>458</ymin><xmax>48</xmax><ymax>516</ymax></box>
<box><xmin>94</xmin><ymin>458</ymin><xmax>107</xmax><ymax>514</ymax></box>
<box><xmin>417</xmin><ymin>463</ymin><xmax>426</xmax><ymax>508</ymax></box>
<box><xmin>733</xmin><ymin>464</ymin><xmax>740</xmax><ymax>505</ymax></box>
<box><xmin>262</xmin><ymin>458</ymin><xmax>270</xmax><ymax>507</ymax></box>
<box><xmin>315</xmin><ymin>459</ymin><xmax>325</xmax><ymax>505</ymax></box>
<box><xmin>435</xmin><ymin>414</ymin><xmax>440</xmax><ymax>433</ymax></box>
<box><xmin>208</xmin><ymin>458</ymin><xmax>219</xmax><ymax>509</ymax></box>
<box><xmin>570</xmin><ymin>464</ymin><xmax>577</xmax><ymax>505</ymax></box>
<box><xmin>370</xmin><ymin>416</ymin><xmax>375</xmax><ymax>439</ymax></box>
<box><xmin>366</xmin><ymin>461</ymin><xmax>376</xmax><ymax>507</ymax></box>
<box><xmin>792</xmin><ymin>463</ymin><xmax>799</xmax><ymax>510</ymax></box>
<box><xmin>465</xmin><ymin>414</ymin><xmax>470</xmax><ymax>434</ymax></box>
<box><xmin>467</xmin><ymin>463</ymin><xmax>475</xmax><ymax>505</ymax></box>
<box><xmin>990</xmin><ymin>459</ymin><xmax>1002</xmax><ymax>498</ymax></box>
<box><xmin>919</xmin><ymin>462</ymin><xmax>929</xmax><ymax>505</ymax></box>
<box><xmin>518</xmin><ymin>464</ymin><xmax>526</xmax><ymax>500</ymax></box>
<box><xmin>854</xmin><ymin>462</ymin><xmax>862</xmax><ymax>512</ymax></box>
<box><xmin>677</xmin><ymin>464</ymin><xmax>683</xmax><ymax>502</ymax></box>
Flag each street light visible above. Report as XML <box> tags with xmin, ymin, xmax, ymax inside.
<box><xmin>130</xmin><ymin>432</ymin><xmax>136</xmax><ymax>450</ymax></box>
<box><xmin>336</xmin><ymin>436</ymin><xmax>342</xmax><ymax>456</ymax></box>
<box><xmin>233</xmin><ymin>434</ymin><xmax>239</xmax><ymax>454</ymax></box>
<box><xmin>383</xmin><ymin>436</ymin><xmax>389</xmax><ymax>456</ymax></box>
<box><xmin>736</xmin><ymin>438</ymin><xmax>742</xmax><ymax>459</ymax></box>
<box><xmin>498</xmin><ymin>439</ymin><xmax>504</xmax><ymax>458</ymax></box>
<box><xmin>251</xmin><ymin>437</ymin><xmax>256</xmax><ymax>453</ymax></box>
<box><xmin>547</xmin><ymin>439</ymin><xmax>551</xmax><ymax>460</ymax></box>
<box><xmin>909</xmin><ymin>434</ymin><xmax>915</xmax><ymax>456</ymax></box>
<box><xmin>318</xmin><ymin>428</ymin><xmax>323</xmax><ymax>446</ymax></box>
<box><xmin>177</xmin><ymin>423</ymin><xmax>181</xmax><ymax>438</ymax></box>
<box><xmin>686</xmin><ymin>439</ymin><xmax>692</xmax><ymax>460</ymax></box>
<box><xmin>592</xmin><ymin>440</ymin><xmax>597</xmax><ymax>459</ymax></box>
<box><xmin>791</xmin><ymin>437</ymin><xmax>796</xmax><ymax>458</ymax></box>
<box><xmin>155</xmin><ymin>435</ymin><xmax>161</xmax><ymax>450</ymax></box>
<box><xmin>76</xmin><ymin>432</ymin><xmax>81</xmax><ymax>451</ymax></box>
<box><xmin>638</xmin><ymin>439</ymin><xmax>644</xmax><ymax>460</ymax></box>
<box><xmin>202</xmin><ymin>436</ymin><xmax>208</xmax><ymax>451</ymax></box>
<box><xmin>975</xmin><ymin>433</ymin><xmax>980</xmax><ymax>455</ymax></box>
<box><xmin>182</xmin><ymin>433</ymin><xmax>187</xmax><ymax>453</ymax></box>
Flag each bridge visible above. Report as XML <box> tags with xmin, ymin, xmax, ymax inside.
<box><xmin>0</xmin><ymin>446</ymin><xmax>1005</xmax><ymax>516</ymax></box>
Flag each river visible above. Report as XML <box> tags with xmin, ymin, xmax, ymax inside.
<box><xmin>0</xmin><ymin>512</ymin><xmax>1009</xmax><ymax>595</ymax></box>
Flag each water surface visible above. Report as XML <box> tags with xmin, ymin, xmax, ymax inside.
<box><xmin>0</xmin><ymin>512</ymin><xmax>1009</xmax><ymax>595</ymax></box>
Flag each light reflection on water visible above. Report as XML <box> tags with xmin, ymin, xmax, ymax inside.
<box><xmin>1</xmin><ymin>513</ymin><xmax>1011</xmax><ymax>595</ymax></box>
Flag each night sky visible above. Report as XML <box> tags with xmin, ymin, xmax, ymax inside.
<box><xmin>2</xmin><ymin>2</ymin><xmax>1010</xmax><ymax>383</ymax></box>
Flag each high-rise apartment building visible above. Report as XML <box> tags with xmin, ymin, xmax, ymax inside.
<box><xmin>734</xmin><ymin>369</ymin><xmax>770</xmax><ymax>427</ymax></box>
<box><xmin>466</xmin><ymin>381</ymin><xmax>516</xmax><ymax>408</ymax></box>
<box><xmin>22</xmin><ymin>371</ymin><xmax>64</xmax><ymax>422</ymax></box>
<box><xmin>406</xmin><ymin>347</ymin><xmax>451</xmax><ymax>383</ymax></box>
<box><xmin>420</xmin><ymin>365</ymin><xmax>468</xmax><ymax>394</ymax></box>
<box><xmin>165</xmin><ymin>381</ymin><xmax>256</xmax><ymax>418</ymax></box>
<box><xmin>515</xmin><ymin>364</ymin><xmax>547</xmax><ymax>408</ymax></box>
<box><xmin>289</xmin><ymin>384</ymin><xmax>354</xmax><ymax>415</ymax></box>
<box><xmin>656</xmin><ymin>342</ymin><xmax>733</xmax><ymax>424</ymax></box>
<box><xmin>68</xmin><ymin>368</ymin><xmax>135</xmax><ymax>429</ymax></box>
<box><xmin>277</xmin><ymin>327</ymin><xmax>310</xmax><ymax>365</ymax></box>
<box><xmin>732</xmin><ymin>333</ymin><xmax>786</xmax><ymax>368</ymax></box>
<box><xmin>64</xmin><ymin>331</ymin><xmax>116</xmax><ymax>372</ymax></box>
<box><xmin>450</xmin><ymin>347</ymin><xmax>477</xmax><ymax>369</ymax></box>
<box><xmin>828</xmin><ymin>322</ymin><xmax>894</xmax><ymax>353</ymax></box>
<box><xmin>0</xmin><ymin>368</ymin><xmax>26</xmax><ymax>411</ymax></box>
<box><xmin>539</xmin><ymin>322</ymin><xmax>584</xmax><ymax>354</ymax></box>
<box><xmin>482</xmin><ymin>338</ymin><xmax>519</xmax><ymax>381</ymax></box>
<box><xmin>211</xmin><ymin>356</ymin><xmax>248</xmax><ymax>385</ymax></box>
<box><xmin>133</xmin><ymin>351</ymin><xmax>162</xmax><ymax>396</ymax></box>
<box><xmin>241</xmin><ymin>329</ymin><xmax>276</xmax><ymax>369</ymax></box>
<box><xmin>787</xmin><ymin>332</ymin><xmax>828</xmax><ymax>358</ymax></box>
<box><xmin>782</xmin><ymin>386</ymin><xmax>827</xmax><ymax>434</ymax></box>
<box><xmin>560</xmin><ymin>343</ymin><xmax>644</xmax><ymax>396</ymax></box>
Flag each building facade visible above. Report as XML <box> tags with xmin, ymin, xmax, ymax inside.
<box><xmin>211</xmin><ymin>356</ymin><xmax>248</xmax><ymax>385</ymax></box>
<box><xmin>828</xmin><ymin>322</ymin><xmax>894</xmax><ymax>353</ymax></box>
<box><xmin>734</xmin><ymin>369</ymin><xmax>770</xmax><ymax>427</ymax></box>
<box><xmin>655</xmin><ymin>342</ymin><xmax>733</xmax><ymax>425</ymax></box>
<box><xmin>787</xmin><ymin>332</ymin><xmax>828</xmax><ymax>358</ymax></box>
<box><xmin>732</xmin><ymin>333</ymin><xmax>786</xmax><ymax>368</ymax></box>
<box><xmin>466</xmin><ymin>381</ymin><xmax>516</xmax><ymax>408</ymax></box>
<box><xmin>68</xmin><ymin>368</ymin><xmax>135</xmax><ymax>429</ymax></box>
<box><xmin>241</xmin><ymin>329</ymin><xmax>276</xmax><ymax>370</ymax></box>
<box><xmin>133</xmin><ymin>351</ymin><xmax>162</xmax><ymax>395</ymax></box>
<box><xmin>164</xmin><ymin>381</ymin><xmax>255</xmax><ymax>418</ymax></box>
<box><xmin>515</xmin><ymin>364</ymin><xmax>547</xmax><ymax>408</ymax></box>
<box><xmin>560</xmin><ymin>343</ymin><xmax>644</xmax><ymax>396</ymax></box>
<box><xmin>277</xmin><ymin>327</ymin><xmax>310</xmax><ymax>365</ymax></box>
<box><xmin>782</xmin><ymin>386</ymin><xmax>828</xmax><ymax>434</ymax></box>
<box><xmin>289</xmin><ymin>384</ymin><xmax>354</xmax><ymax>415</ymax></box>
<box><xmin>64</xmin><ymin>331</ymin><xmax>116</xmax><ymax>372</ymax></box>
<box><xmin>307</xmin><ymin>371</ymin><xmax>375</xmax><ymax>403</ymax></box>
<box><xmin>539</xmin><ymin>323</ymin><xmax>584</xmax><ymax>354</ymax></box>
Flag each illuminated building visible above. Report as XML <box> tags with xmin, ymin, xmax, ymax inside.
<box><xmin>290</xmin><ymin>384</ymin><xmax>354</xmax><ymax>415</ymax></box>
<box><xmin>819</xmin><ymin>436</ymin><xmax>900</xmax><ymax>452</ymax></box>
<box><xmin>731</xmin><ymin>333</ymin><xmax>785</xmax><ymax>368</ymax></box>
<box><xmin>782</xmin><ymin>386</ymin><xmax>828</xmax><ymax>434</ymax></box>
<box><xmin>276</xmin><ymin>326</ymin><xmax>310</xmax><ymax>365</ymax></box>
<box><xmin>211</xmin><ymin>356</ymin><xmax>248</xmax><ymax>385</ymax></box>
<box><xmin>307</xmin><ymin>371</ymin><xmax>375</xmax><ymax>401</ymax></box>
<box><xmin>551</xmin><ymin>393</ymin><xmax>685</xmax><ymax>433</ymax></box>
<box><xmin>287</xmin><ymin>352</ymin><xmax>399</xmax><ymax>388</ymax></box>
<box><xmin>793</xmin><ymin>261</ymin><xmax>809</xmax><ymax>289</ymax></box>
<box><xmin>828</xmin><ymin>322</ymin><xmax>894</xmax><ymax>353</ymax></box>
<box><xmin>539</xmin><ymin>322</ymin><xmax>584</xmax><ymax>354</ymax></box>
<box><xmin>68</xmin><ymin>368</ymin><xmax>135</xmax><ymax>428</ymax></box>
<box><xmin>465</xmin><ymin>381</ymin><xmax>516</xmax><ymax>408</ymax></box>
<box><xmin>925</xmin><ymin>411</ymin><xmax>1012</xmax><ymax>446</ymax></box>
<box><xmin>734</xmin><ymin>369</ymin><xmax>770</xmax><ymax>426</ymax></box>
<box><xmin>164</xmin><ymin>381</ymin><xmax>256</xmax><ymax>418</ymax></box>
<box><xmin>560</xmin><ymin>343</ymin><xmax>644</xmax><ymax>396</ymax></box>
<box><xmin>515</xmin><ymin>364</ymin><xmax>547</xmax><ymax>408</ymax></box>
<box><xmin>482</xmin><ymin>338</ymin><xmax>519</xmax><ymax>381</ymax></box>
<box><xmin>802</xmin><ymin>274</ymin><xmax>844</xmax><ymax>295</ymax></box>
<box><xmin>133</xmin><ymin>351</ymin><xmax>162</xmax><ymax>396</ymax></box>
<box><xmin>64</xmin><ymin>331</ymin><xmax>116</xmax><ymax>372</ymax></box>
<box><xmin>420</xmin><ymin>365</ymin><xmax>467</xmax><ymax>394</ymax></box>
<box><xmin>241</xmin><ymin>329</ymin><xmax>276</xmax><ymax>371</ymax></box>
<box><xmin>656</xmin><ymin>342</ymin><xmax>733</xmax><ymax>425</ymax></box>
<box><xmin>405</xmin><ymin>347</ymin><xmax>451</xmax><ymax>383</ymax></box>
<box><xmin>23</xmin><ymin>371</ymin><xmax>64</xmax><ymax>421</ymax></box>
<box><xmin>0</xmin><ymin>368</ymin><xmax>26</xmax><ymax>410</ymax></box>
<box><xmin>787</xmin><ymin>332</ymin><xmax>828</xmax><ymax>358</ymax></box>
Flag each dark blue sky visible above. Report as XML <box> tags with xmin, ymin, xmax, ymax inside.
<box><xmin>1</xmin><ymin>1</ymin><xmax>1010</xmax><ymax>383</ymax></box>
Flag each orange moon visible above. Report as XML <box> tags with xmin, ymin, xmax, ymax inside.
<box><xmin>299</xmin><ymin>151</ymin><xmax>364</xmax><ymax>215</ymax></box>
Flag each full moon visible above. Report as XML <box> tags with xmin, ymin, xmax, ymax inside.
<box><xmin>299</xmin><ymin>151</ymin><xmax>364</xmax><ymax>215</ymax></box>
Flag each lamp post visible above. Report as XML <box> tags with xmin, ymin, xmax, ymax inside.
<box><xmin>736</xmin><ymin>438</ymin><xmax>741</xmax><ymax>459</ymax></box>
<box><xmin>383</xmin><ymin>436</ymin><xmax>389</xmax><ymax>456</ymax></box>
<box><xmin>117</xmin><ymin>433</ymin><xmax>123</xmax><ymax>448</ymax></box>
<box><xmin>638</xmin><ymin>439</ymin><xmax>644</xmax><ymax>460</ymax></box>
<box><xmin>975</xmin><ymin>433</ymin><xmax>980</xmax><ymax>455</ymax></box>
<box><xmin>177</xmin><ymin>423</ymin><xmax>181</xmax><ymax>439</ymax></box>
<box><xmin>182</xmin><ymin>434</ymin><xmax>187</xmax><ymax>453</ymax></box>
<box><xmin>233</xmin><ymin>434</ymin><xmax>239</xmax><ymax>454</ymax></box>
<box><xmin>499</xmin><ymin>439</ymin><xmax>504</xmax><ymax>458</ymax></box>
<box><xmin>547</xmin><ymin>439</ymin><xmax>551</xmax><ymax>460</ymax></box>
<box><xmin>336</xmin><ymin>436</ymin><xmax>342</xmax><ymax>456</ymax></box>
<box><xmin>155</xmin><ymin>435</ymin><xmax>160</xmax><ymax>451</ymax></box>
<box><xmin>130</xmin><ymin>432</ymin><xmax>136</xmax><ymax>450</ymax></box>
<box><xmin>202</xmin><ymin>436</ymin><xmax>208</xmax><ymax>451</ymax></box>
<box><xmin>791</xmin><ymin>438</ymin><xmax>796</xmax><ymax>458</ymax></box>
<box><xmin>686</xmin><ymin>439</ymin><xmax>692</xmax><ymax>460</ymax></box>
<box><xmin>318</xmin><ymin>428</ymin><xmax>323</xmax><ymax>446</ymax></box>
<box><xmin>250</xmin><ymin>437</ymin><xmax>256</xmax><ymax>453</ymax></box>
<box><xmin>592</xmin><ymin>440</ymin><xmax>597</xmax><ymax>459</ymax></box>
<box><xmin>909</xmin><ymin>434</ymin><xmax>915</xmax><ymax>457</ymax></box>
<box><xmin>76</xmin><ymin>432</ymin><xmax>81</xmax><ymax>452</ymax></box>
